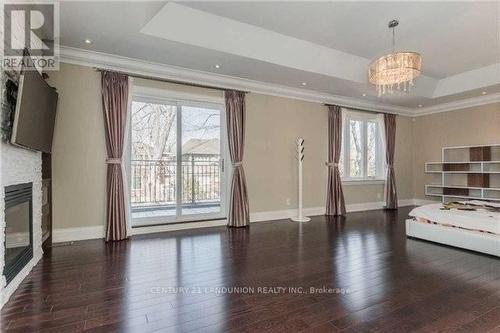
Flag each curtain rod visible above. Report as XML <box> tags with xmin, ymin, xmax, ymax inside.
<box><xmin>323</xmin><ymin>103</ymin><xmax>384</xmax><ymax>114</ymax></box>
<box><xmin>94</xmin><ymin>67</ymin><xmax>250</xmax><ymax>94</ymax></box>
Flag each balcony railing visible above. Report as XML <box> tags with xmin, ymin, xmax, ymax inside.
<box><xmin>130</xmin><ymin>156</ymin><xmax>220</xmax><ymax>208</ymax></box>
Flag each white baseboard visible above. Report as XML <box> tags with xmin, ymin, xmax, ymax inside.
<box><xmin>52</xmin><ymin>226</ymin><xmax>105</xmax><ymax>243</ymax></box>
<box><xmin>346</xmin><ymin>201</ymin><xmax>385</xmax><ymax>213</ymax></box>
<box><xmin>339</xmin><ymin>198</ymin><xmax>417</xmax><ymax>214</ymax></box>
<box><xmin>129</xmin><ymin>219</ymin><xmax>228</xmax><ymax>236</ymax></box>
<box><xmin>249</xmin><ymin>206</ymin><xmax>325</xmax><ymax>222</ymax></box>
<box><xmin>250</xmin><ymin>199</ymin><xmax>419</xmax><ymax>223</ymax></box>
<box><xmin>52</xmin><ymin>198</ymin><xmax>423</xmax><ymax>243</ymax></box>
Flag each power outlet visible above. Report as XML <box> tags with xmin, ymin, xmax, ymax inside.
<box><xmin>286</xmin><ymin>198</ymin><xmax>291</xmax><ymax>206</ymax></box>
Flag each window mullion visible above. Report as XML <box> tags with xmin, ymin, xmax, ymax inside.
<box><xmin>362</xmin><ymin>121</ymin><xmax>367</xmax><ymax>179</ymax></box>
<box><xmin>175</xmin><ymin>104</ymin><xmax>182</xmax><ymax>218</ymax></box>
<box><xmin>345</xmin><ymin>117</ymin><xmax>351</xmax><ymax>178</ymax></box>
<box><xmin>377</xmin><ymin>125</ymin><xmax>383</xmax><ymax>179</ymax></box>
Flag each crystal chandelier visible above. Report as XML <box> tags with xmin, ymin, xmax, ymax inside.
<box><xmin>368</xmin><ymin>20</ymin><xmax>422</xmax><ymax>96</ymax></box>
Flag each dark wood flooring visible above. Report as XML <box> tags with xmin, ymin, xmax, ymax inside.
<box><xmin>1</xmin><ymin>207</ymin><xmax>499</xmax><ymax>332</ymax></box>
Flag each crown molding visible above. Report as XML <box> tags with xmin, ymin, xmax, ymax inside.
<box><xmin>415</xmin><ymin>92</ymin><xmax>500</xmax><ymax>116</ymax></box>
<box><xmin>59</xmin><ymin>46</ymin><xmax>414</xmax><ymax>116</ymax></box>
<box><xmin>59</xmin><ymin>46</ymin><xmax>499</xmax><ymax>117</ymax></box>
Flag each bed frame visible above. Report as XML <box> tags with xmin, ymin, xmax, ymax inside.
<box><xmin>406</xmin><ymin>218</ymin><xmax>499</xmax><ymax>257</ymax></box>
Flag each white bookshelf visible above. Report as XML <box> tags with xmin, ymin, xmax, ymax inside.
<box><xmin>424</xmin><ymin>144</ymin><xmax>500</xmax><ymax>202</ymax></box>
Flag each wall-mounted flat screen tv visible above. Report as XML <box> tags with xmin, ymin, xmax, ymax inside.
<box><xmin>11</xmin><ymin>69</ymin><xmax>58</xmax><ymax>153</ymax></box>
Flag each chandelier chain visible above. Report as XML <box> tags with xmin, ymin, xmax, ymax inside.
<box><xmin>392</xmin><ymin>25</ymin><xmax>395</xmax><ymax>53</ymax></box>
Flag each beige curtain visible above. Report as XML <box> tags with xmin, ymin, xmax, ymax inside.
<box><xmin>225</xmin><ymin>90</ymin><xmax>250</xmax><ymax>227</ymax></box>
<box><xmin>384</xmin><ymin>113</ymin><xmax>398</xmax><ymax>209</ymax></box>
<box><xmin>326</xmin><ymin>105</ymin><xmax>346</xmax><ymax>216</ymax></box>
<box><xmin>101</xmin><ymin>71</ymin><xmax>129</xmax><ymax>241</ymax></box>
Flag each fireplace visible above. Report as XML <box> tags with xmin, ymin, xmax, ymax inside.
<box><xmin>4</xmin><ymin>183</ymin><xmax>33</xmax><ymax>284</ymax></box>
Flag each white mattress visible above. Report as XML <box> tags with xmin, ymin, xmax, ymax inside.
<box><xmin>409</xmin><ymin>201</ymin><xmax>500</xmax><ymax>235</ymax></box>
<box><xmin>406</xmin><ymin>219</ymin><xmax>500</xmax><ymax>257</ymax></box>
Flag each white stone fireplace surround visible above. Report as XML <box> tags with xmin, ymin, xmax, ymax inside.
<box><xmin>0</xmin><ymin>4</ymin><xmax>44</xmax><ymax>308</ymax></box>
<box><xmin>0</xmin><ymin>143</ymin><xmax>43</xmax><ymax>308</ymax></box>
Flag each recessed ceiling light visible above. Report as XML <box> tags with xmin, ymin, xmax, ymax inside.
<box><xmin>418</xmin><ymin>104</ymin><xmax>423</xmax><ymax>108</ymax></box>
<box><xmin>481</xmin><ymin>91</ymin><xmax>487</xmax><ymax>95</ymax></box>
<box><xmin>214</xmin><ymin>64</ymin><xmax>221</xmax><ymax>69</ymax></box>
<box><xmin>301</xmin><ymin>82</ymin><xmax>307</xmax><ymax>86</ymax></box>
<box><xmin>362</xmin><ymin>93</ymin><xmax>367</xmax><ymax>97</ymax></box>
<box><xmin>84</xmin><ymin>38</ymin><xmax>93</xmax><ymax>45</ymax></box>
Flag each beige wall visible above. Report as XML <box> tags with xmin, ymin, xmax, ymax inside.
<box><xmin>47</xmin><ymin>64</ymin><xmax>107</xmax><ymax>229</ymax></box>
<box><xmin>245</xmin><ymin>94</ymin><xmax>327</xmax><ymax>211</ymax></box>
<box><xmin>245</xmin><ymin>95</ymin><xmax>414</xmax><ymax>212</ymax></box>
<box><xmin>48</xmin><ymin>63</ymin><xmax>416</xmax><ymax>230</ymax></box>
<box><xmin>412</xmin><ymin>103</ymin><xmax>500</xmax><ymax>199</ymax></box>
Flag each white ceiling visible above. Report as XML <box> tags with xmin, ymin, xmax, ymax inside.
<box><xmin>59</xmin><ymin>1</ymin><xmax>500</xmax><ymax>111</ymax></box>
<box><xmin>183</xmin><ymin>1</ymin><xmax>500</xmax><ymax>79</ymax></box>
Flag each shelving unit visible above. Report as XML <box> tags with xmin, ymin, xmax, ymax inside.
<box><xmin>424</xmin><ymin>144</ymin><xmax>500</xmax><ymax>202</ymax></box>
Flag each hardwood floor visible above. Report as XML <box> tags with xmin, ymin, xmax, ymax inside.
<box><xmin>1</xmin><ymin>207</ymin><xmax>499</xmax><ymax>332</ymax></box>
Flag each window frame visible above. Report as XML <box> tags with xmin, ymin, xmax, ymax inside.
<box><xmin>340</xmin><ymin>110</ymin><xmax>385</xmax><ymax>184</ymax></box>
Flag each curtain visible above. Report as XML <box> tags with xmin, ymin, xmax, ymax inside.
<box><xmin>384</xmin><ymin>113</ymin><xmax>398</xmax><ymax>209</ymax></box>
<box><xmin>101</xmin><ymin>71</ymin><xmax>129</xmax><ymax>241</ymax></box>
<box><xmin>225</xmin><ymin>90</ymin><xmax>250</xmax><ymax>227</ymax></box>
<box><xmin>325</xmin><ymin>105</ymin><xmax>346</xmax><ymax>216</ymax></box>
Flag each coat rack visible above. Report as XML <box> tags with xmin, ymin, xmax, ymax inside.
<box><xmin>291</xmin><ymin>138</ymin><xmax>311</xmax><ymax>223</ymax></box>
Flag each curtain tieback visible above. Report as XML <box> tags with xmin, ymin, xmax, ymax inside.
<box><xmin>325</xmin><ymin>162</ymin><xmax>339</xmax><ymax>167</ymax></box>
<box><xmin>106</xmin><ymin>158</ymin><xmax>122</xmax><ymax>164</ymax></box>
<box><xmin>233</xmin><ymin>162</ymin><xmax>243</xmax><ymax>167</ymax></box>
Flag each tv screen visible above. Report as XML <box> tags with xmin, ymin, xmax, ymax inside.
<box><xmin>11</xmin><ymin>70</ymin><xmax>58</xmax><ymax>153</ymax></box>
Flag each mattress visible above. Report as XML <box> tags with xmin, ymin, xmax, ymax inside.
<box><xmin>409</xmin><ymin>200</ymin><xmax>500</xmax><ymax>235</ymax></box>
<box><xmin>405</xmin><ymin>218</ymin><xmax>500</xmax><ymax>257</ymax></box>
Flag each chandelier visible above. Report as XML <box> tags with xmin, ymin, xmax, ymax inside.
<box><xmin>368</xmin><ymin>20</ymin><xmax>422</xmax><ymax>96</ymax></box>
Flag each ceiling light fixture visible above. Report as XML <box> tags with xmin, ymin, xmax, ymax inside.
<box><xmin>301</xmin><ymin>82</ymin><xmax>307</xmax><ymax>86</ymax></box>
<box><xmin>481</xmin><ymin>91</ymin><xmax>487</xmax><ymax>95</ymax></box>
<box><xmin>214</xmin><ymin>64</ymin><xmax>221</xmax><ymax>69</ymax></box>
<box><xmin>369</xmin><ymin>20</ymin><xmax>422</xmax><ymax>97</ymax></box>
<box><xmin>84</xmin><ymin>38</ymin><xmax>93</xmax><ymax>45</ymax></box>
<box><xmin>362</xmin><ymin>93</ymin><xmax>367</xmax><ymax>97</ymax></box>
<box><xmin>418</xmin><ymin>104</ymin><xmax>423</xmax><ymax>108</ymax></box>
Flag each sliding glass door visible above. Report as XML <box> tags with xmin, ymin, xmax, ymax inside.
<box><xmin>180</xmin><ymin>105</ymin><xmax>224</xmax><ymax>217</ymax></box>
<box><xmin>129</xmin><ymin>96</ymin><xmax>226</xmax><ymax>227</ymax></box>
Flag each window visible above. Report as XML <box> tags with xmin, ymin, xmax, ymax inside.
<box><xmin>339</xmin><ymin>110</ymin><xmax>385</xmax><ymax>182</ymax></box>
<box><xmin>128</xmin><ymin>86</ymin><xmax>228</xmax><ymax>226</ymax></box>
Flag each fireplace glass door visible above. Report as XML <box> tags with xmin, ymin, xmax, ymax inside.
<box><xmin>4</xmin><ymin>183</ymin><xmax>33</xmax><ymax>284</ymax></box>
